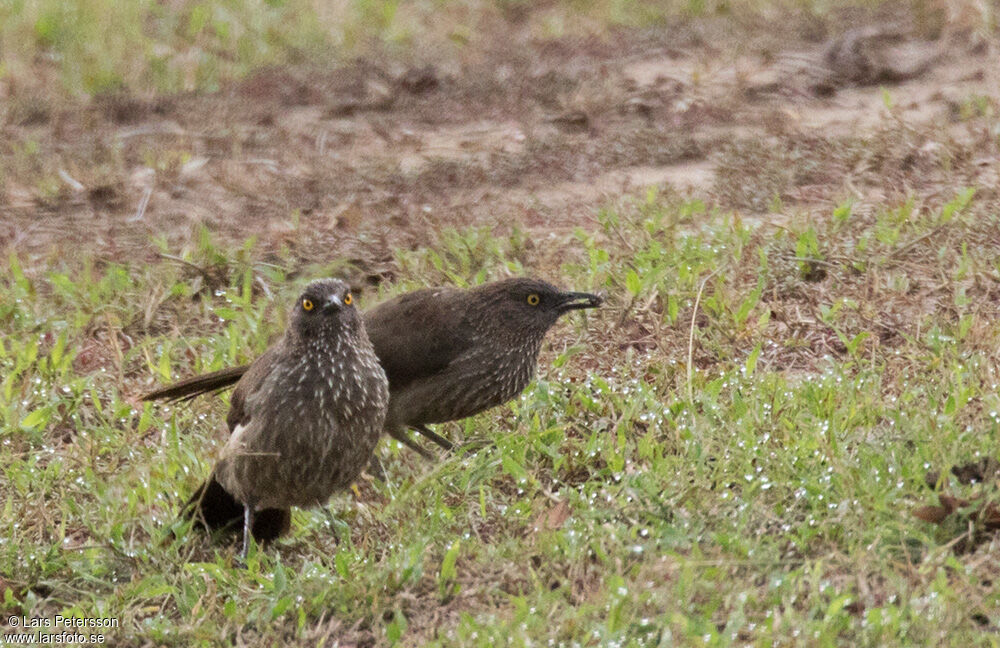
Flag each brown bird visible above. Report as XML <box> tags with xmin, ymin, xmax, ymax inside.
<box><xmin>151</xmin><ymin>278</ymin><xmax>603</xmax><ymax>542</ymax></box>
<box><xmin>366</xmin><ymin>279</ymin><xmax>602</xmax><ymax>445</ymax></box>
<box><xmin>147</xmin><ymin>278</ymin><xmax>602</xmax><ymax>454</ymax></box>
<box><xmin>186</xmin><ymin>279</ymin><xmax>389</xmax><ymax>559</ymax></box>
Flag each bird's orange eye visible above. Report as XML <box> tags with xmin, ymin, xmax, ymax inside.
<box><xmin>302</xmin><ymin>298</ymin><xmax>314</xmax><ymax>311</ymax></box>
<box><xmin>527</xmin><ymin>294</ymin><xmax>540</xmax><ymax>306</ymax></box>
<box><xmin>344</xmin><ymin>293</ymin><xmax>353</xmax><ymax>306</ymax></box>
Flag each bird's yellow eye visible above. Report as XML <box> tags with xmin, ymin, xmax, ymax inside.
<box><xmin>302</xmin><ymin>298</ymin><xmax>314</xmax><ymax>311</ymax></box>
<box><xmin>344</xmin><ymin>293</ymin><xmax>353</xmax><ymax>306</ymax></box>
<box><xmin>527</xmin><ymin>294</ymin><xmax>540</xmax><ymax>306</ymax></box>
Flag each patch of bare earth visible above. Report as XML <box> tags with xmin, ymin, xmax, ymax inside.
<box><xmin>4</xmin><ymin>16</ymin><xmax>997</xmax><ymax>272</ymax></box>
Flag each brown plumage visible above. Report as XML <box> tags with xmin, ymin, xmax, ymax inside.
<box><xmin>365</xmin><ymin>279</ymin><xmax>603</xmax><ymax>441</ymax></box>
<box><xmin>152</xmin><ymin>278</ymin><xmax>603</xmax><ymax>542</ymax></box>
<box><xmin>185</xmin><ymin>279</ymin><xmax>388</xmax><ymax>559</ymax></box>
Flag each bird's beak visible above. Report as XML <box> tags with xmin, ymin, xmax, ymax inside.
<box><xmin>557</xmin><ymin>290</ymin><xmax>605</xmax><ymax>312</ymax></box>
<box><xmin>323</xmin><ymin>294</ymin><xmax>343</xmax><ymax>312</ymax></box>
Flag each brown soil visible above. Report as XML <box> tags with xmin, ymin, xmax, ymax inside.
<box><xmin>2</xmin><ymin>18</ymin><xmax>997</xmax><ymax>270</ymax></box>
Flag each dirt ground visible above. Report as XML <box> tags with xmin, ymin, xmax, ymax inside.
<box><xmin>2</xmin><ymin>8</ymin><xmax>998</xmax><ymax>272</ymax></box>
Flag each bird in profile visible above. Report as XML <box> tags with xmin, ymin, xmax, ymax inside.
<box><xmin>366</xmin><ymin>278</ymin><xmax>603</xmax><ymax>447</ymax></box>
<box><xmin>148</xmin><ymin>278</ymin><xmax>603</xmax><ymax>541</ymax></box>
<box><xmin>184</xmin><ymin>279</ymin><xmax>389</xmax><ymax>560</ymax></box>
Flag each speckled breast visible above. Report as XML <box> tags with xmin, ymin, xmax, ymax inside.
<box><xmin>217</xmin><ymin>341</ymin><xmax>388</xmax><ymax>510</ymax></box>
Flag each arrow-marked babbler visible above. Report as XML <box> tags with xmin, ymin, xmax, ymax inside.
<box><xmin>184</xmin><ymin>279</ymin><xmax>389</xmax><ymax>559</ymax></box>
<box><xmin>147</xmin><ymin>278</ymin><xmax>603</xmax><ymax>453</ymax></box>
<box><xmin>149</xmin><ymin>278</ymin><xmax>603</xmax><ymax>542</ymax></box>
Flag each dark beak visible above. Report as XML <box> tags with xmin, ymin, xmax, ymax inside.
<box><xmin>322</xmin><ymin>294</ymin><xmax>343</xmax><ymax>313</ymax></box>
<box><xmin>557</xmin><ymin>291</ymin><xmax>604</xmax><ymax>312</ymax></box>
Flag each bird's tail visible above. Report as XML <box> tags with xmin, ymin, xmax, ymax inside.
<box><xmin>142</xmin><ymin>365</ymin><xmax>249</xmax><ymax>403</ymax></box>
<box><xmin>184</xmin><ymin>475</ymin><xmax>291</xmax><ymax>543</ymax></box>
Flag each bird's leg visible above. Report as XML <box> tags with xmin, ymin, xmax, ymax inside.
<box><xmin>386</xmin><ymin>427</ymin><xmax>435</xmax><ymax>460</ymax></box>
<box><xmin>413</xmin><ymin>424</ymin><xmax>454</xmax><ymax>452</ymax></box>
<box><xmin>240</xmin><ymin>503</ymin><xmax>256</xmax><ymax>565</ymax></box>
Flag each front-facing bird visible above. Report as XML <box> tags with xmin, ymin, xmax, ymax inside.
<box><xmin>188</xmin><ymin>279</ymin><xmax>389</xmax><ymax>560</ymax></box>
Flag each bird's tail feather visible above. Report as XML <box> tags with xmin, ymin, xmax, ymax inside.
<box><xmin>184</xmin><ymin>476</ymin><xmax>290</xmax><ymax>543</ymax></box>
<box><xmin>142</xmin><ymin>365</ymin><xmax>249</xmax><ymax>403</ymax></box>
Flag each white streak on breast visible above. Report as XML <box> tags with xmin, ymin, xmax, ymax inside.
<box><xmin>230</xmin><ymin>422</ymin><xmax>249</xmax><ymax>448</ymax></box>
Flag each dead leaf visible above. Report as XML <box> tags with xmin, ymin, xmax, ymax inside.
<box><xmin>531</xmin><ymin>499</ymin><xmax>571</xmax><ymax>535</ymax></box>
<box><xmin>952</xmin><ymin>457</ymin><xmax>1000</xmax><ymax>485</ymax></box>
<box><xmin>939</xmin><ymin>494</ymin><xmax>970</xmax><ymax>512</ymax></box>
<box><xmin>913</xmin><ymin>505</ymin><xmax>951</xmax><ymax>524</ymax></box>
<box><xmin>978</xmin><ymin>503</ymin><xmax>1000</xmax><ymax>530</ymax></box>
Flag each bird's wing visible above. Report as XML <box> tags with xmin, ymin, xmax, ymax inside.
<box><xmin>225</xmin><ymin>345</ymin><xmax>285</xmax><ymax>432</ymax></box>
<box><xmin>363</xmin><ymin>287</ymin><xmax>475</xmax><ymax>392</ymax></box>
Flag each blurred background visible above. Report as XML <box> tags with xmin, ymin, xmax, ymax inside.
<box><xmin>2</xmin><ymin>0</ymin><xmax>993</xmax><ymax>261</ymax></box>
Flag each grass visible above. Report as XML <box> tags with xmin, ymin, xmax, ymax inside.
<box><xmin>2</xmin><ymin>183</ymin><xmax>1000</xmax><ymax>645</ymax></box>
<box><xmin>1</xmin><ymin>0</ymin><xmax>329</xmax><ymax>96</ymax></box>
<box><xmin>4</xmin><ymin>0</ymin><xmax>1000</xmax><ymax>644</ymax></box>
<box><xmin>1</xmin><ymin>0</ymin><xmax>961</xmax><ymax>99</ymax></box>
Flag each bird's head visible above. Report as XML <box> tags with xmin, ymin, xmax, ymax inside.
<box><xmin>290</xmin><ymin>279</ymin><xmax>361</xmax><ymax>342</ymax></box>
<box><xmin>473</xmin><ymin>277</ymin><xmax>604</xmax><ymax>340</ymax></box>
